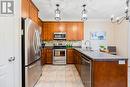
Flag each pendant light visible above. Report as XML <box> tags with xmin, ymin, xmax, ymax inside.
<box><xmin>81</xmin><ymin>4</ymin><xmax>88</xmax><ymax>21</ymax></box>
<box><xmin>110</xmin><ymin>0</ymin><xmax>130</xmax><ymax>24</ymax></box>
<box><xmin>55</xmin><ymin>4</ymin><xmax>61</xmax><ymax>21</ymax></box>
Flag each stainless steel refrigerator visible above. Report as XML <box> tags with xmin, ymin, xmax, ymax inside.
<box><xmin>21</xmin><ymin>18</ymin><xmax>42</xmax><ymax>87</ymax></box>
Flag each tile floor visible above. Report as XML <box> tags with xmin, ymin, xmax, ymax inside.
<box><xmin>35</xmin><ymin>65</ymin><xmax>130</xmax><ymax>87</ymax></box>
<box><xmin>34</xmin><ymin>65</ymin><xmax>84</xmax><ymax>87</ymax></box>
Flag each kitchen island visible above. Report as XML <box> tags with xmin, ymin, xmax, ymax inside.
<box><xmin>74</xmin><ymin>48</ymin><xmax>128</xmax><ymax>87</ymax></box>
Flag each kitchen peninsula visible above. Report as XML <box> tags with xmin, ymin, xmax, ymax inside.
<box><xmin>74</xmin><ymin>48</ymin><xmax>128</xmax><ymax>87</ymax></box>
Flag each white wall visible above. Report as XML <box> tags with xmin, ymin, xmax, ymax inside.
<box><xmin>113</xmin><ymin>21</ymin><xmax>129</xmax><ymax>58</ymax></box>
<box><xmin>83</xmin><ymin>20</ymin><xmax>115</xmax><ymax>50</ymax></box>
<box><xmin>83</xmin><ymin>20</ymin><xmax>129</xmax><ymax>65</ymax></box>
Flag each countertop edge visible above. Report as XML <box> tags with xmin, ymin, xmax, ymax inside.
<box><xmin>74</xmin><ymin>48</ymin><xmax>128</xmax><ymax>60</ymax></box>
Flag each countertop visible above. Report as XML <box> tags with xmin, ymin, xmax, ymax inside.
<box><xmin>43</xmin><ymin>46</ymin><xmax>81</xmax><ymax>49</ymax></box>
<box><xmin>74</xmin><ymin>48</ymin><xmax>128</xmax><ymax>60</ymax></box>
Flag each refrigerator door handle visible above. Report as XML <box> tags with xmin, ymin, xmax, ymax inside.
<box><xmin>33</xmin><ymin>31</ymin><xmax>38</xmax><ymax>54</ymax></box>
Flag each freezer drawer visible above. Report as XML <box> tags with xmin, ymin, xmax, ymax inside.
<box><xmin>25</xmin><ymin>59</ymin><xmax>42</xmax><ymax>87</ymax></box>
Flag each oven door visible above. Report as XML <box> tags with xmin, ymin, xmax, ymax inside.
<box><xmin>53</xmin><ymin>49</ymin><xmax>66</xmax><ymax>64</ymax></box>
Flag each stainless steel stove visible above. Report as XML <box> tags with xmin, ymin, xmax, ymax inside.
<box><xmin>53</xmin><ymin>46</ymin><xmax>66</xmax><ymax>65</ymax></box>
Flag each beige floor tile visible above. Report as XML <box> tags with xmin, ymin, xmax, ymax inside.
<box><xmin>35</xmin><ymin>65</ymin><xmax>84</xmax><ymax>87</ymax></box>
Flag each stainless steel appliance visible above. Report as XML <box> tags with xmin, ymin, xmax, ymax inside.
<box><xmin>81</xmin><ymin>54</ymin><xmax>91</xmax><ymax>87</ymax></box>
<box><xmin>54</xmin><ymin>32</ymin><xmax>66</xmax><ymax>40</ymax></box>
<box><xmin>53</xmin><ymin>46</ymin><xmax>66</xmax><ymax>64</ymax></box>
<box><xmin>22</xmin><ymin>18</ymin><xmax>42</xmax><ymax>87</ymax></box>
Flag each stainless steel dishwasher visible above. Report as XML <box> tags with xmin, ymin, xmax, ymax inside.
<box><xmin>81</xmin><ymin>55</ymin><xmax>91</xmax><ymax>87</ymax></box>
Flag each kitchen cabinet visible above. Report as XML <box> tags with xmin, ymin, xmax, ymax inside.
<box><xmin>21</xmin><ymin>0</ymin><xmax>30</xmax><ymax>18</ymax></box>
<box><xmin>93</xmin><ymin>61</ymin><xmax>127</xmax><ymax>87</ymax></box>
<box><xmin>42</xmin><ymin>23</ymin><xmax>54</xmax><ymax>41</ymax></box>
<box><xmin>77</xmin><ymin>23</ymin><xmax>84</xmax><ymax>40</ymax></box>
<box><xmin>41</xmin><ymin>22</ymin><xmax>84</xmax><ymax>41</ymax></box>
<box><xmin>74</xmin><ymin>50</ymin><xmax>82</xmax><ymax>75</ymax></box>
<box><xmin>74</xmin><ymin>49</ymin><xmax>128</xmax><ymax>87</ymax></box>
<box><xmin>29</xmin><ymin>2</ymin><xmax>38</xmax><ymax>24</ymax></box>
<box><xmin>66</xmin><ymin>22</ymin><xmax>84</xmax><ymax>40</ymax></box>
<box><xmin>67</xmin><ymin>49</ymin><xmax>74</xmax><ymax>64</ymax></box>
<box><xmin>38</xmin><ymin>18</ymin><xmax>43</xmax><ymax>29</ymax></box>
<box><xmin>53</xmin><ymin>22</ymin><xmax>66</xmax><ymax>32</ymax></box>
<box><xmin>41</xmin><ymin>48</ymin><xmax>46</xmax><ymax>65</ymax></box>
<box><xmin>21</xmin><ymin>0</ymin><xmax>39</xmax><ymax>25</ymax></box>
<box><xmin>41</xmin><ymin>48</ymin><xmax>53</xmax><ymax>64</ymax></box>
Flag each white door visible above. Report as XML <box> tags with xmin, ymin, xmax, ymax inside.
<box><xmin>0</xmin><ymin>17</ymin><xmax>15</xmax><ymax>87</ymax></box>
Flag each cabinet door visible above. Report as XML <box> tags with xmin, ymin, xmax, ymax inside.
<box><xmin>41</xmin><ymin>49</ymin><xmax>46</xmax><ymax>65</ymax></box>
<box><xmin>67</xmin><ymin>49</ymin><xmax>74</xmax><ymax>64</ymax></box>
<box><xmin>66</xmin><ymin>22</ymin><xmax>84</xmax><ymax>40</ymax></box>
<box><xmin>21</xmin><ymin>0</ymin><xmax>30</xmax><ymax>18</ymax></box>
<box><xmin>38</xmin><ymin>18</ymin><xmax>42</xmax><ymax>28</ymax></box>
<box><xmin>42</xmin><ymin>23</ymin><xmax>54</xmax><ymax>41</ymax></box>
<box><xmin>53</xmin><ymin>22</ymin><xmax>60</xmax><ymax>32</ymax></box>
<box><xmin>77</xmin><ymin>22</ymin><xmax>84</xmax><ymax>40</ymax></box>
<box><xmin>29</xmin><ymin>2</ymin><xmax>38</xmax><ymax>23</ymax></box>
<box><xmin>66</xmin><ymin>23</ymin><xmax>77</xmax><ymax>40</ymax></box>
<box><xmin>53</xmin><ymin>22</ymin><xmax>66</xmax><ymax>32</ymax></box>
<box><xmin>93</xmin><ymin>61</ymin><xmax>127</xmax><ymax>87</ymax></box>
<box><xmin>46</xmin><ymin>49</ymin><xmax>53</xmax><ymax>64</ymax></box>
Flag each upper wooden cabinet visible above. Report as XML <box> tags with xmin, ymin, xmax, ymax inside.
<box><xmin>66</xmin><ymin>22</ymin><xmax>84</xmax><ymax>40</ymax></box>
<box><xmin>29</xmin><ymin>2</ymin><xmax>38</xmax><ymax>24</ymax></box>
<box><xmin>21</xmin><ymin>0</ymin><xmax>30</xmax><ymax>18</ymax></box>
<box><xmin>42</xmin><ymin>22</ymin><xmax>84</xmax><ymax>41</ymax></box>
<box><xmin>54</xmin><ymin>22</ymin><xmax>66</xmax><ymax>32</ymax></box>
<box><xmin>38</xmin><ymin>18</ymin><xmax>42</xmax><ymax>28</ymax></box>
<box><xmin>42</xmin><ymin>23</ymin><xmax>54</xmax><ymax>41</ymax></box>
<box><xmin>21</xmin><ymin>0</ymin><xmax>39</xmax><ymax>24</ymax></box>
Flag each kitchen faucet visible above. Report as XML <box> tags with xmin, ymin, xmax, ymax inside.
<box><xmin>85</xmin><ymin>40</ymin><xmax>92</xmax><ymax>51</ymax></box>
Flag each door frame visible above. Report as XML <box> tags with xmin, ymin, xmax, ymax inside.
<box><xmin>13</xmin><ymin>0</ymin><xmax>22</xmax><ymax>87</ymax></box>
<box><xmin>128</xmin><ymin>23</ymin><xmax>130</xmax><ymax>66</ymax></box>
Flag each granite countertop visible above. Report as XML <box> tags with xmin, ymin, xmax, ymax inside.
<box><xmin>43</xmin><ymin>46</ymin><xmax>81</xmax><ymax>49</ymax></box>
<box><xmin>74</xmin><ymin>48</ymin><xmax>128</xmax><ymax>60</ymax></box>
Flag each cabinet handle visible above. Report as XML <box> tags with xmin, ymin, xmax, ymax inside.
<box><xmin>81</xmin><ymin>55</ymin><xmax>91</xmax><ymax>63</ymax></box>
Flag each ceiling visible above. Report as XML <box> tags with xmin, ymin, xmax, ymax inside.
<box><xmin>32</xmin><ymin>0</ymin><xmax>127</xmax><ymax>21</ymax></box>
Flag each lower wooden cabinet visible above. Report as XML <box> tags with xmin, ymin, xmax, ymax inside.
<box><xmin>41</xmin><ymin>48</ymin><xmax>46</xmax><ymax>65</ymax></box>
<box><xmin>41</xmin><ymin>48</ymin><xmax>53</xmax><ymax>64</ymax></box>
<box><xmin>67</xmin><ymin>49</ymin><xmax>74</xmax><ymax>64</ymax></box>
<box><xmin>74</xmin><ymin>49</ymin><xmax>128</xmax><ymax>87</ymax></box>
<box><xmin>93</xmin><ymin>61</ymin><xmax>127</xmax><ymax>87</ymax></box>
<box><xmin>74</xmin><ymin>50</ymin><xmax>82</xmax><ymax>75</ymax></box>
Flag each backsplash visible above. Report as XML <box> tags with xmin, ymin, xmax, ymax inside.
<box><xmin>43</xmin><ymin>40</ymin><xmax>82</xmax><ymax>47</ymax></box>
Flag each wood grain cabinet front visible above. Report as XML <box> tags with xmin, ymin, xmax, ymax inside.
<box><xmin>41</xmin><ymin>48</ymin><xmax>53</xmax><ymax>64</ymax></box>
<box><xmin>66</xmin><ymin>22</ymin><xmax>84</xmax><ymax>40</ymax></box>
<box><xmin>41</xmin><ymin>22</ymin><xmax>84</xmax><ymax>41</ymax></box>
<box><xmin>21</xmin><ymin>0</ymin><xmax>30</xmax><ymax>18</ymax></box>
<box><xmin>93</xmin><ymin>61</ymin><xmax>127</xmax><ymax>87</ymax></box>
<box><xmin>74</xmin><ymin>49</ymin><xmax>128</xmax><ymax>87</ymax></box>
<box><xmin>42</xmin><ymin>23</ymin><xmax>54</xmax><ymax>41</ymax></box>
<box><xmin>29</xmin><ymin>2</ymin><xmax>38</xmax><ymax>24</ymax></box>
<box><xmin>67</xmin><ymin>49</ymin><xmax>74</xmax><ymax>64</ymax></box>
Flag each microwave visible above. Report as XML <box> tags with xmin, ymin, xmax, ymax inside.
<box><xmin>54</xmin><ymin>32</ymin><xmax>66</xmax><ymax>40</ymax></box>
